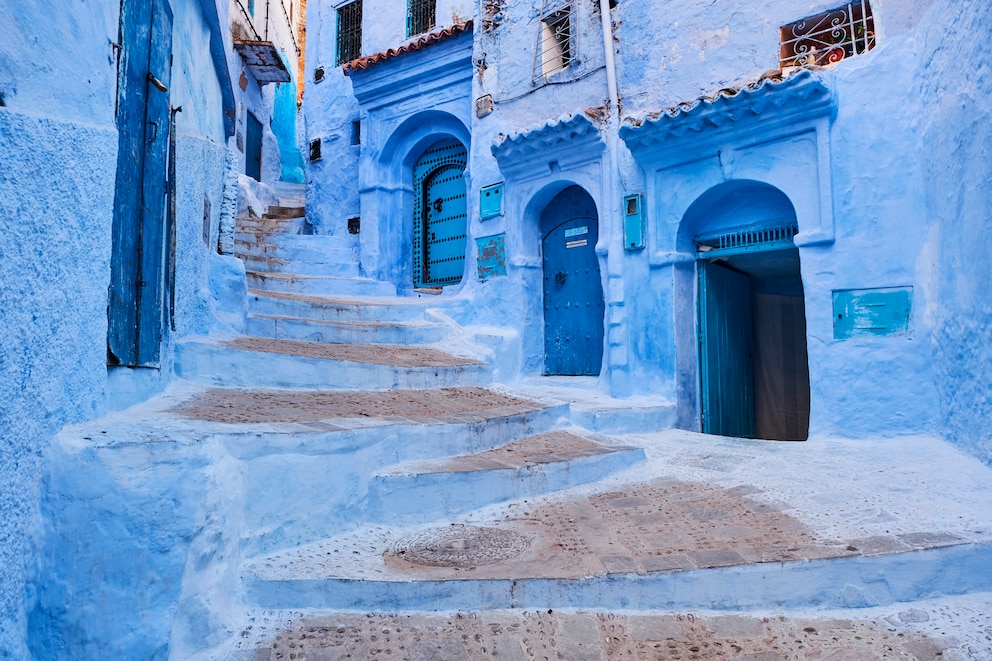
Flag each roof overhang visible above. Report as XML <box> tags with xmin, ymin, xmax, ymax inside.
<box><xmin>234</xmin><ymin>40</ymin><xmax>292</xmax><ymax>85</ymax></box>
<box><xmin>619</xmin><ymin>68</ymin><xmax>836</xmax><ymax>166</ymax></box>
<box><xmin>491</xmin><ymin>113</ymin><xmax>605</xmax><ymax>181</ymax></box>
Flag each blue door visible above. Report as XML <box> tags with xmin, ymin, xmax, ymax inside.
<box><xmin>698</xmin><ymin>260</ymin><xmax>755</xmax><ymax>437</ymax></box>
<box><xmin>246</xmin><ymin>111</ymin><xmax>263</xmax><ymax>181</ymax></box>
<box><xmin>413</xmin><ymin>138</ymin><xmax>467</xmax><ymax>287</ymax></box>
<box><xmin>541</xmin><ymin>187</ymin><xmax>604</xmax><ymax>376</ymax></box>
<box><xmin>108</xmin><ymin>0</ymin><xmax>173</xmax><ymax>367</ymax></box>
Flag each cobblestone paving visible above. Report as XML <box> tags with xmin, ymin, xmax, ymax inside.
<box><xmin>172</xmin><ymin>387</ymin><xmax>540</xmax><ymax>424</ymax></box>
<box><xmin>241</xmin><ymin>609</ymin><xmax>952</xmax><ymax>660</ymax></box>
<box><xmin>227</xmin><ymin>336</ymin><xmax>483</xmax><ymax>366</ymax></box>
<box><xmin>379</xmin><ymin>480</ymin><xmax>849</xmax><ymax>579</ymax></box>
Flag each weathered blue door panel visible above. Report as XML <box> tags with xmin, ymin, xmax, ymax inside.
<box><xmin>108</xmin><ymin>0</ymin><xmax>172</xmax><ymax>367</ymax></box>
<box><xmin>699</xmin><ymin>260</ymin><xmax>755</xmax><ymax>437</ymax></box>
<box><xmin>423</xmin><ymin>163</ymin><xmax>467</xmax><ymax>283</ymax></box>
<box><xmin>541</xmin><ymin>188</ymin><xmax>604</xmax><ymax>376</ymax></box>
<box><xmin>246</xmin><ymin>111</ymin><xmax>263</xmax><ymax>181</ymax></box>
<box><xmin>413</xmin><ymin>138</ymin><xmax>467</xmax><ymax>287</ymax></box>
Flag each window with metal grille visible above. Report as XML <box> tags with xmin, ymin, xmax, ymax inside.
<box><xmin>535</xmin><ymin>5</ymin><xmax>572</xmax><ymax>79</ymax></box>
<box><xmin>407</xmin><ymin>0</ymin><xmax>436</xmax><ymax>37</ymax></box>
<box><xmin>779</xmin><ymin>1</ymin><xmax>875</xmax><ymax>69</ymax></box>
<box><xmin>336</xmin><ymin>0</ymin><xmax>363</xmax><ymax>66</ymax></box>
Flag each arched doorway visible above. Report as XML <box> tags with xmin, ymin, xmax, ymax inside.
<box><xmin>540</xmin><ymin>186</ymin><xmax>604</xmax><ymax>375</ymax></box>
<box><xmin>412</xmin><ymin>138</ymin><xmax>467</xmax><ymax>287</ymax></box>
<box><xmin>688</xmin><ymin>183</ymin><xmax>811</xmax><ymax>440</ymax></box>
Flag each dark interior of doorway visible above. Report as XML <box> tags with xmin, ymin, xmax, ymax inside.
<box><xmin>702</xmin><ymin>247</ymin><xmax>811</xmax><ymax>441</ymax></box>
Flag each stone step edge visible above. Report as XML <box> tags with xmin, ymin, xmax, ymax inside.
<box><xmin>244</xmin><ymin>543</ymin><xmax>992</xmax><ymax>612</ymax></box>
<box><xmin>375</xmin><ymin>429</ymin><xmax>640</xmax><ymax>477</ymax></box>
<box><xmin>247</xmin><ymin>312</ymin><xmax>444</xmax><ymax>329</ymax></box>
<box><xmin>247</xmin><ymin>288</ymin><xmax>464</xmax><ymax>308</ymax></box>
<box><xmin>200</xmin><ymin>401</ymin><xmax>572</xmax><ymax>463</ymax></box>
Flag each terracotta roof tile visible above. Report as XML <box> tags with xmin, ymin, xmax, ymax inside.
<box><xmin>343</xmin><ymin>21</ymin><xmax>473</xmax><ymax>74</ymax></box>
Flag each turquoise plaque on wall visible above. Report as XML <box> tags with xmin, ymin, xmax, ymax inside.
<box><xmin>480</xmin><ymin>182</ymin><xmax>504</xmax><ymax>220</ymax></box>
<box><xmin>832</xmin><ymin>287</ymin><xmax>912</xmax><ymax>339</ymax></box>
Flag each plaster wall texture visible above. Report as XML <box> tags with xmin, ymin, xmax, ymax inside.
<box><xmin>914</xmin><ymin>0</ymin><xmax>992</xmax><ymax>462</ymax></box>
<box><xmin>0</xmin><ymin>0</ymin><xmax>252</xmax><ymax>655</ymax></box>
<box><xmin>0</xmin><ymin>111</ymin><xmax>117</xmax><ymax>660</ymax></box>
<box><xmin>0</xmin><ymin>2</ymin><xmax>119</xmax><ymax>655</ymax></box>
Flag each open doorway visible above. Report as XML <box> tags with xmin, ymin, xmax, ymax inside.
<box><xmin>697</xmin><ymin>225</ymin><xmax>810</xmax><ymax>441</ymax></box>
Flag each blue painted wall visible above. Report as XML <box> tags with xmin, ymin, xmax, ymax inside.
<box><xmin>0</xmin><ymin>2</ymin><xmax>119</xmax><ymax>655</ymax></box>
<box><xmin>304</xmin><ymin>0</ymin><xmax>992</xmax><ymax>459</ymax></box>
<box><xmin>0</xmin><ymin>0</ymin><xmax>249</xmax><ymax>655</ymax></box>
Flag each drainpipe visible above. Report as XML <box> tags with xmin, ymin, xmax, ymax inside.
<box><xmin>598</xmin><ymin>0</ymin><xmax>619</xmax><ymax>113</ymax></box>
<box><xmin>598</xmin><ymin>0</ymin><xmax>630</xmax><ymax>397</ymax></box>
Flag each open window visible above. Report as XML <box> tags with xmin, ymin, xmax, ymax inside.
<box><xmin>535</xmin><ymin>5</ymin><xmax>572</xmax><ymax>78</ymax></box>
<box><xmin>780</xmin><ymin>1</ymin><xmax>875</xmax><ymax>69</ymax></box>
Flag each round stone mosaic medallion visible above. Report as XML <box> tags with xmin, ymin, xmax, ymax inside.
<box><xmin>392</xmin><ymin>525</ymin><xmax>531</xmax><ymax>568</ymax></box>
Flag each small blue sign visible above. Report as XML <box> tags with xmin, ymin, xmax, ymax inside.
<box><xmin>476</xmin><ymin>233</ymin><xmax>507</xmax><ymax>280</ymax></box>
<box><xmin>480</xmin><ymin>182</ymin><xmax>504</xmax><ymax>220</ymax></box>
<box><xmin>832</xmin><ymin>287</ymin><xmax>912</xmax><ymax>339</ymax></box>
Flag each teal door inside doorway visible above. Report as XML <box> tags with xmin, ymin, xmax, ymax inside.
<box><xmin>697</xmin><ymin>247</ymin><xmax>811</xmax><ymax>441</ymax></box>
<box><xmin>698</xmin><ymin>260</ymin><xmax>755</xmax><ymax>437</ymax></box>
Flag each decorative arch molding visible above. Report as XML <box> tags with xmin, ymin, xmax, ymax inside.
<box><xmin>492</xmin><ymin>113</ymin><xmax>605</xmax><ymax>182</ymax></box>
<box><xmin>378</xmin><ymin>110</ymin><xmax>471</xmax><ymax>181</ymax></box>
<box><xmin>620</xmin><ymin>69</ymin><xmax>837</xmax><ymax>260</ymax></box>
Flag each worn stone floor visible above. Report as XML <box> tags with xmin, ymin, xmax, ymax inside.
<box><xmin>227</xmin><ymin>336</ymin><xmax>483</xmax><ymax>367</ymax></box>
<box><xmin>233</xmin><ymin>598</ymin><xmax>992</xmax><ymax>660</ymax></box>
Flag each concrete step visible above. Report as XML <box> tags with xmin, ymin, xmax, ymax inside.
<box><xmin>238</xmin><ymin>254</ymin><xmax>360</xmax><ymax>278</ymax></box>
<box><xmin>245</xmin><ymin>271</ymin><xmax>397</xmax><ymax>297</ymax></box>
<box><xmin>235</xmin><ymin>227</ymin><xmax>307</xmax><ymax>244</ymax></box>
<box><xmin>223</xmin><ymin>599</ymin><xmax>992</xmax><ymax>661</ymax></box>
<box><xmin>263</xmin><ymin>205</ymin><xmax>305</xmax><ymax>219</ymax></box>
<box><xmin>247</xmin><ymin>313</ymin><xmax>447</xmax><ymax>345</ymax></box>
<box><xmin>235</xmin><ymin>237</ymin><xmax>357</xmax><ymax>262</ymax></box>
<box><xmin>366</xmin><ymin>430</ymin><xmax>645</xmax><ymax>524</ymax></box>
<box><xmin>272</xmin><ymin>182</ymin><xmax>306</xmax><ymax>207</ymax></box>
<box><xmin>238</xmin><ymin>216</ymin><xmax>306</xmax><ymax>231</ymax></box>
<box><xmin>247</xmin><ymin>290</ymin><xmax>461</xmax><ymax>323</ymax></box>
<box><xmin>165</xmin><ymin>385</ymin><xmax>565</xmax><ymax>555</ymax></box>
<box><xmin>245</xmin><ymin>543</ymin><xmax>992</xmax><ymax>612</ymax></box>
<box><xmin>174</xmin><ymin>336</ymin><xmax>491</xmax><ymax>390</ymax></box>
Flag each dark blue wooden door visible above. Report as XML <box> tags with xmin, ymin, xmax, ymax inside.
<box><xmin>698</xmin><ymin>260</ymin><xmax>755</xmax><ymax>437</ymax></box>
<box><xmin>246</xmin><ymin>111</ymin><xmax>263</xmax><ymax>181</ymax></box>
<box><xmin>108</xmin><ymin>0</ymin><xmax>173</xmax><ymax>367</ymax></box>
<box><xmin>542</xmin><ymin>208</ymin><xmax>604</xmax><ymax>376</ymax></box>
<box><xmin>413</xmin><ymin>139</ymin><xmax>467</xmax><ymax>287</ymax></box>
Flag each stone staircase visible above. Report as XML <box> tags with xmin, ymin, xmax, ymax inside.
<box><xmin>41</xmin><ymin>185</ymin><xmax>992</xmax><ymax>659</ymax></box>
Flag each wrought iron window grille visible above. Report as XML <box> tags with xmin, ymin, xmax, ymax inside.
<box><xmin>407</xmin><ymin>0</ymin><xmax>436</xmax><ymax>37</ymax></box>
<box><xmin>336</xmin><ymin>0</ymin><xmax>363</xmax><ymax>66</ymax></box>
<box><xmin>779</xmin><ymin>0</ymin><xmax>875</xmax><ymax>70</ymax></box>
<box><xmin>533</xmin><ymin>3</ymin><xmax>573</xmax><ymax>80</ymax></box>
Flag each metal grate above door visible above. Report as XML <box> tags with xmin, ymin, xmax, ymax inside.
<box><xmin>696</xmin><ymin>222</ymin><xmax>799</xmax><ymax>259</ymax></box>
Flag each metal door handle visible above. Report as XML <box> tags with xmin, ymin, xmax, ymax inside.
<box><xmin>147</xmin><ymin>72</ymin><xmax>168</xmax><ymax>93</ymax></box>
<box><xmin>555</xmin><ymin>271</ymin><xmax>567</xmax><ymax>285</ymax></box>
